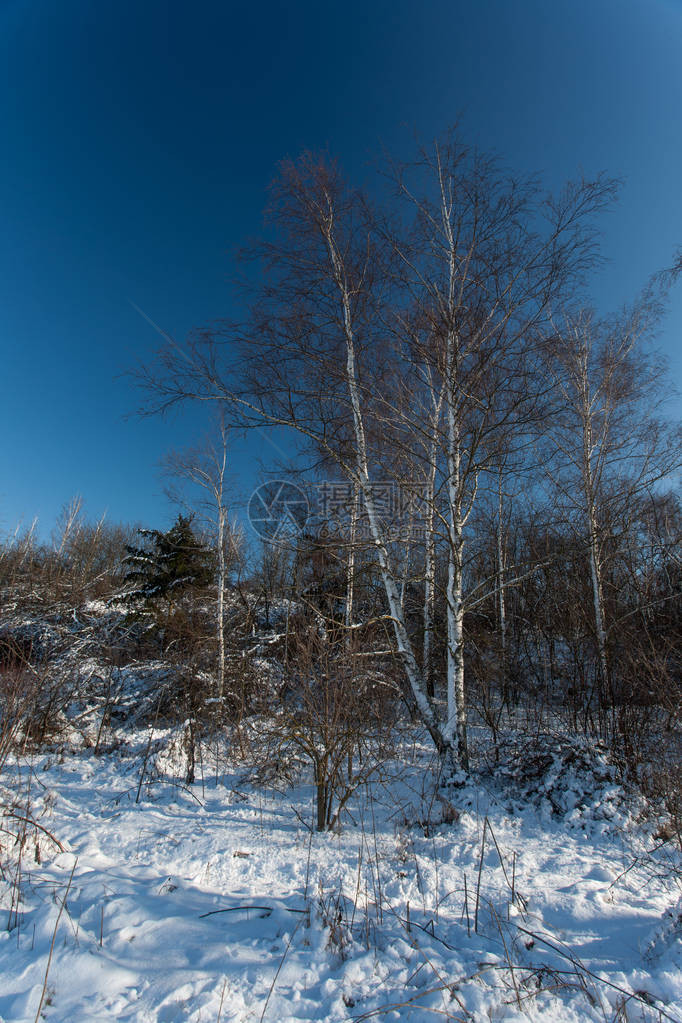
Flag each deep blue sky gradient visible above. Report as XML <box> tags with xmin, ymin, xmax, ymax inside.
<box><xmin>1</xmin><ymin>0</ymin><xmax>681</xmax><ymax>537</ymax></box>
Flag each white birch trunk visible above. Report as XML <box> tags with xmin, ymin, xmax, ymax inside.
<box><xmin>587</xmin><ymin>501</ymin><xmax>609</xmax><ymax>701</ymax></box>
<box><xmin>423</xmin><ymin>384</ymin><xmax>443</xmax><ymax>699</ymax></box>
<box><xmin>344</xmin><ymin>482</ymin><xmax>358</xmax><ymax>651</ymax></box>
<box><xmin>497</xmin><ymin>468</ymin><xmax>508</xmax><ymax>700</ymax></box>
<box><xmin>439</xmin><ymin>150</ymin><xmax>469</xmax><ymax>772</ymax></box>
<box><xmin>216</xmin><ymin>431</ymin><xmax>228</xmax><ymax>700</ymax></box>
<box><xmin>322</xmin><ymin>203</ymin><xmax>459</xmax><ymax>775</ymax></box>
<box><xmin>445</xmin><ymin>382</ymin><xmax>468</xmax><ymax>770</ymax></box>
<box><xmin>579</xmin><ymin>354</ymin><xmax>609</xmax><ymax>703</ymax></box>
<box><xmin>217</xmin><ymin>503</ymin><xmax>226</xmax><ymax>699</ymax></box>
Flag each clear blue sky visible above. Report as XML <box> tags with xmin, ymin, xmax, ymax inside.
<box><xmin>1</xmin><ymin>0</ymin><xmax>681</xmax><ymax>537</ymax></box>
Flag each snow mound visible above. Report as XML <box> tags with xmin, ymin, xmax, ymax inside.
<box><xmin>491</xmin><ymin>734</ymin><xmax>628</xmax><ymax>824</ymax></box>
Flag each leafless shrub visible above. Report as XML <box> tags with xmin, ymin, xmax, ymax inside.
<box><xmin>0</xmin><ymin>651</ymin><xmax>66</xmax><ymax>937</ymax></box>
<box><xmin>253</xmin><ymin>628</ymin><xmax>398</xmax><ymax>831</ymax></box>
<box><xmin>0</xmin><ymin>663</ymin><xmax>38</xmax><ymax>775</ymax></box>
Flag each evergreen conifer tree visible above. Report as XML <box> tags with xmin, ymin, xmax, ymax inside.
<box><xmin>122</xmin><ymin>514</ymin><xmax>213</xmax><ymax>602</ymax></box>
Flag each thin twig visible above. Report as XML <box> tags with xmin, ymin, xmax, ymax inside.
<box><xmin>474</xmin><ymin>815</ymin><xmax>488</xmax><ymax>933</ymax></box>
<box><xmin>33</xmin><ymin>858</ymin><xmax>77</xmax><ymax>1023</ymax></box>
<box><xmin>258</xmin><ymin>916</ymin><xmax>304</xmax><ymax>1023</ymax></box>
<box><xmin>216</xmin><ymin>977</ymin><xmax>227</xmax><ymax>1023</ymax></box>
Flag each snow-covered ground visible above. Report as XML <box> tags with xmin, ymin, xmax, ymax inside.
<box><xmin>1</xmin><ymin>729</ymin><xmax>680</xmax><ymax>1022</ymax></box>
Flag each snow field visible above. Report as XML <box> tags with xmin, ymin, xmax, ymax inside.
<box><xmin>0</xmin><ymin>730</ymin><xmax>680</xmax><ymax>1022</ymax></box>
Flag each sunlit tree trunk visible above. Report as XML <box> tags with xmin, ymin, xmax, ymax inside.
<box><xmin>322</xmin><ymin>198</ymin><xmax>460</xmax><ymax>778</ymax></box>
<box><xmin>344</xmin><ymin>481</ymin><xmax>359</xmax><ymax>651</ymax></box>
<box><xmin>496</xmin><ymin>466</ymin><xmax>508</xmax><ymax>701</ymax></box>
<box><xmin>423</xmin><ymin>379</ymin><xmax>444</xmax><ymax>700</ymax></box>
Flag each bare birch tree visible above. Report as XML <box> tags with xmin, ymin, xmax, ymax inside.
<box><xmin>382</xmin><ymin>136</ymin><xmax>616</xmax><ymax>768</ymax></box>
<box><xmin>542</xmin><ymin>301</ymin><xmax>682</xmax><ymax>705</ymax></box>
<box><xmin>162</xmin><ymin>414</ymin><xmax>242</xmax><ymax>699</ymax></box>
<box><xmin>138</xmin><ymin>136</ymin><xmax>616</xmax><ymax>779</ymax></box>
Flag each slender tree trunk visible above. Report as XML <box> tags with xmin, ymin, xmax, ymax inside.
<box><xmin>422</xmin><ymin>382</ymin><xmax>443</xmax><ymax>699</ymax></box>
<box><xmin>587</xmin><ymin>505</ymin><xmax>609</xmax><ymax>702</ymax></box>
<box><xmin>216</xmin><ymin>423</ymin><xmax>228</xmax><ymax>700</ymax></box>
<box><xmin>423</xmin><ymin>515</ymin><xmax>437</xmax><ymax>700</ymax></box>
<box><xmin>497</xmin><ymin>468</ymin><xmax>508</xmax><ymax>702</ymax></box>
<box><xmin>440</xmin><ymin>148</ymin><xmax>469</xmax><ymax>773</ymax></box>
<box><xmin>217</xmin><ymin>504</ymin><xmax>226</xmax><ymax>699</ymax></box>
<box><xmin>445</xmin><ymin>394</ymin><xmax>468</xmax><ymax>771</ymax></box>
<box><xmin>399</xmin><ymin>498</ymin><xmax>416</xmax><ymax>612</ymax></box>
<box><xmin>580</xmin><ymin>363</ymin><xmax>610</xmax><ymax>705</ymax></box>
<box><xmin>344</xmin><ymin>482</ymin><xmax>359</xmax><ymax>651</ymax></box>
<box><xmin>315</xmin><ymin>762</ymin><xmax>328</xmax><ymax>832</ymax></box>
<box><xmin>322</xmin><ymin>205</ymin><xmax>459</xmax><ymax>777</ymax></box>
